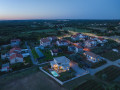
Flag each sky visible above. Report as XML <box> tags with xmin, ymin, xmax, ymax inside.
<box><xmin>0</xmin><ymin>0</ymin><xmax>120</xmax><ymax>20</ymax></box>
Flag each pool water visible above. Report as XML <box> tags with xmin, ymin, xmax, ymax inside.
<box><xmin>51</xmin><ymin>71</ymin><xmax>59</xmax><ymax>77</ymax></box>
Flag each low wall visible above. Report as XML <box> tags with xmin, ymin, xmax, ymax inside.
<box><xmin>40</xmin><ymin>67</ymin><xmax>89</xmax><ymax>85</ymax></box>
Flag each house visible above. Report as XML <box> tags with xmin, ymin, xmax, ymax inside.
<box><xmin>68</xmin><ymin>45</ymin><xmax>83</xmax><ymax>53</ymax></box>
<box><xmin>56</xmin><ymin>39</ymin><xmax>70</xmax><ymax>46</ymax></box>
<box><xmin>9</xmin><ymin>47</ymin><xmax>23</xmax><ymax>64</ymax></box>
<box><xmin>75</xmin><ymin>45</ymin><xmax>83</xmax><ymax>52</ymax></box>
<box><xmin>40</xmin><ymin>38</ymin><xmax>51</xmax><ymax>47</ymax></box>
<box><xmin>50</xmin><ymin>56</ymin><xmax>70</xmax><ymax>72</ymax></box>
<box><xmin>9</xmin><ymin>53</ymin><xmax>23</xmax><ymax>64</ymax></box>
<box><xmin>50</xmin><ymin>49</ymin><xmax>62</xmax><ymax>56</ymax></box>
<box><xmin>84</xmin><ymin>40</ymin><xmax>97</xmax><ymax>47</ymax></box>
<box><xmin>68</xmin><ymin>46</ymin><xmax>77</xmax><ymax>53</ymax></box>
<box><xmin>84</xmin><ymin>52</ymin><xmax>101</xmax><ymax>63</ymax></box>
<box><xmin>71</xmin><ymin>33</ymin><xmax>86</xmax><ymax>41</ymax></box>
<box><xmin>48</xmin><ymin>36</ymin><xmax>57</xmax><ymax>41</ymax></box>
<box><xmin>9</xmin><ymin>47</ymin><xmax>21</xmax><ymax>56</ymax></box>
<box><xmin>1</xmin><ymin>63</ymin><xmax>11</xmax><ymax>72</ymax></box>
<box><xmin>97</xmin><ymin>38</ymin><xmax>107</xmax><ymax>43</ymax></box>
<box><xmin>11</xmin><ymin>39</ymin><xmax>21</xmax><ymax>47</ymax></box>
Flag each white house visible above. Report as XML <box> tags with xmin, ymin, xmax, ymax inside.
<box><xmin>40</xmin><ymin>38</ymin><xmax>51</xmax><ymax>47</ymax></box>
<box><xmin>84</xmin><ymin>52</ymin><xmax>101</xmax><ymax>63</ymax></box>
<box><xmin>68</xmin><ymin>45</ymin><xmax>83</xmax><ymax>53</ymax></box>
<box><xmin>50</xmin><ymin>56</ymin><xmax>70</xmax><ymax>72</ymax></box>
<box><xmin>56</xmin><ymin>40</ymin><xmax>70</xmax><ymax>46</ymax></box>
<box><xmin>84</xmin><ymin>40</ymin><xmax>97</xmax><ymax>47</ymax></box>
<box><xmin>10</xmin><ymin>53</ymin><xmax>23</xmax><ymax>64</ymax></box>
<box><xmin>1</xmin><ymin>63</ymin><xmax>10</xmax><ymax>72</ymax></box>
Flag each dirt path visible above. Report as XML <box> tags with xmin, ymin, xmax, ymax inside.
<box><xmin>0</xmin><ymin>71</ymin><xmax>67</xmax><ymax>90</ymax></box>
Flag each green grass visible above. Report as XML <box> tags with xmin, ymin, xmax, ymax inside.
<box><xmin>0</xmin><ymin>66</ymin><xmax>39</xmax><ymax>82</ymax></box>
<box><xmin>95</xmin><ymin>65</ymin><xmax>120</xmax><ymax>82</ymax></box>
<box><xmin>101</xmin><ymin>51</ymin><xmax>120</xmax><ymax>61</ymax></box>
<box><xmin>38</xmin><ymin>49</ymin><xmax>53</xmax><ymax>63</ymax></box>
<box><xmin>31</xmin><ymin>49</ymin><xmax>39</xmax><ymax>59</ymax></box>
<box><xmin>24</xmin><ymin>56</ymin><xmax>33</xmax><ymax>65</ymax></box>
<box><xmin>63</xmin><ymin>27</ymin><xmax>91</xmax><ymax>33</ymax></box>
<box><xmin>91</xmin><ymin>60</ymin><xmax>107</xmax><ymax>68</ymax></box>
<box><xmin>74</xmin><ymin>79</ymin><xmax>105</xmax><ymax>90</ymax></box>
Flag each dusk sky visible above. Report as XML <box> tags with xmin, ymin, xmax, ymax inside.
<box><xmin>0</xmin><ymin>0</ymin><xmax>120</xmax><ymax>20</ymax></box>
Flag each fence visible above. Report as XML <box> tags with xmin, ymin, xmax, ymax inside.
<box><xmin>40</xmin><ymin>67</ymin><xmax>89</xmax><ymax>85</ymax></box>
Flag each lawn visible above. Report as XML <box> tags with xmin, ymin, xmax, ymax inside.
<box><xmin>91</xmin><ymin>60</ymin><xmax>107</xmax><ymax>68</ymax></box>
<box><xmin>95</xmin><ymin>65</ymin><xmax>120</xmax><ymax>82</ymax></box>
<box><xmin>24</xmin><ymin>56</ymin><xmax>33</xmax><ymax>65</ymax></box>
<box><xmin>31</xmin><ymin>49</ymin><xmax>39</xmax><ymax>59</ymax></box>
<box><xmin>74</xmin><ymin>80</ymin><xmax>105</xmax><ymax>90</ymax></box>
<box><xmin>101</xmin><ymin>51</ymin><xmax>120</xmax><ymax>61</ymax></box>
<box><xmin>38</xmin><ymin>49</ymin><xmax>53</xmax><ymax>63</ymax></box>
<box><xmin>0</xmin><ymin>67</ymin><xmax>66</xmax><ymax>90</ymax></box>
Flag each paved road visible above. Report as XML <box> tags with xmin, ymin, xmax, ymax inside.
<box><xmin>70</xmin><ymin>61</ymin><xmax>88</xmax><ymax>76</ymax></box>
<box><xmin>25</xmin><ymin>42</ymin><xmax>38</xmax><ymax>65</ymax></box>
<box><xmin>87</xmin><ymin>57</ymin><xmax>120</xmax><ymax>75</ymax></box>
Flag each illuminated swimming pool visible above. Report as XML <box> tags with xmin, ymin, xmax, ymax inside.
<box><xmin>51</xmin><ymin>71</ymin><xmax>59</xmax><ymax>77</ymax></box>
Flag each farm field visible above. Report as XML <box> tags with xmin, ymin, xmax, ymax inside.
<box><xmin>101</xmin><ymin>51</ymin><xmax>120</xmax><ymax>61</ymax></box>
<box><xmin>0</xmin><ymin>67</ymin><xmax>66</xmax><ymax>90</ymax></box>
<box><xmin>95</xmin><ymin>65</ymin><xmax>120</xmax><ymax>82</ymax></box>
<box><xmin>74</xmin><ymin>79</ymin><xmax>105</xmax><ymax>90</ymax></box>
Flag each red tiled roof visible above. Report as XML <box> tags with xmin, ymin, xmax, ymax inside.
<box><xmin>10</xmin><ymin>47</ymin><xmax>21</xmax><ymax>54</ymax></box>
<box><xmin>10</xmin><ymin>53</ymin><xmax>23</xmax><ymax>60</ymax></box>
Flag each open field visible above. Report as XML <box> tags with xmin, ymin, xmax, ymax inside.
<box><xmin>63</xmin><ymin>27</ymin><xmax>91</xmax><ymax>33</ymax></box>
<box><xmin>101</xmin><ymin>51</ymin><xmax>120</xmax><ymax>61</ymax></box>
<box><xmin>0</xmin><ymin>67</ymin><xmax>66</xmax><ymax>90</ymax></box>
<box><xmin>74</xmin><ymin>79</ymin><xmax>105</xmax><ymax>90</ymax></box>
<box><xmin>95</xmin><ymin>65</ymin><xmax>120</xmax><ymax>82</ymax></box>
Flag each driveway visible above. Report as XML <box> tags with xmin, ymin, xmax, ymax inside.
<box><xmin>35</xmin><ymin>47</ymin><xmax>44</xmax><ymax>58</ymax></box>
<box><xmin>87</xmin><ymin>57</ymin><xmax>120</xmax><ymax>75</ymax></box>
<box><xmin>70</xmin><ymin>61</ymin><xmax>88</xmax><ymax>76</ymax></box>
<box><xmin>25</xmin><ymin>42</ymin><xmax>38</xmax><ymax>65</ymax></box>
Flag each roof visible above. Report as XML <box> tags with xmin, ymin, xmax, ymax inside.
<box><xmin>10</xmin><ymin>47</ymin><xmax>21</xmax><ymax>54</ymax></box>
<box><xmin>54</xmin><ymin>56</ymin><xmax>70</xmax><ymax>64</ymax></box>
<box><xmin>85</xmin><ymin>52</ymin><xmax>99</xmax><ymax>58</ymax></box>
<box><xmin>40</xmin><ymin>38</ymin><xmax>51</xmax><ymax>43</ymax></box>
<box><xmin>10</xmin><ymin>53</ymin><xmax>23</xmax><ymax>60</ymax></box>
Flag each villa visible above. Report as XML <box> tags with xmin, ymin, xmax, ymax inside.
<box><xmin>84</xmin><ymin>51</ymin><xmax>101</xmax><ymax>63</ymax></box>
<box><xmin>50</xmin><ymin>56</ymin><xmax>70</xmax><ymax>72</ymax></box>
